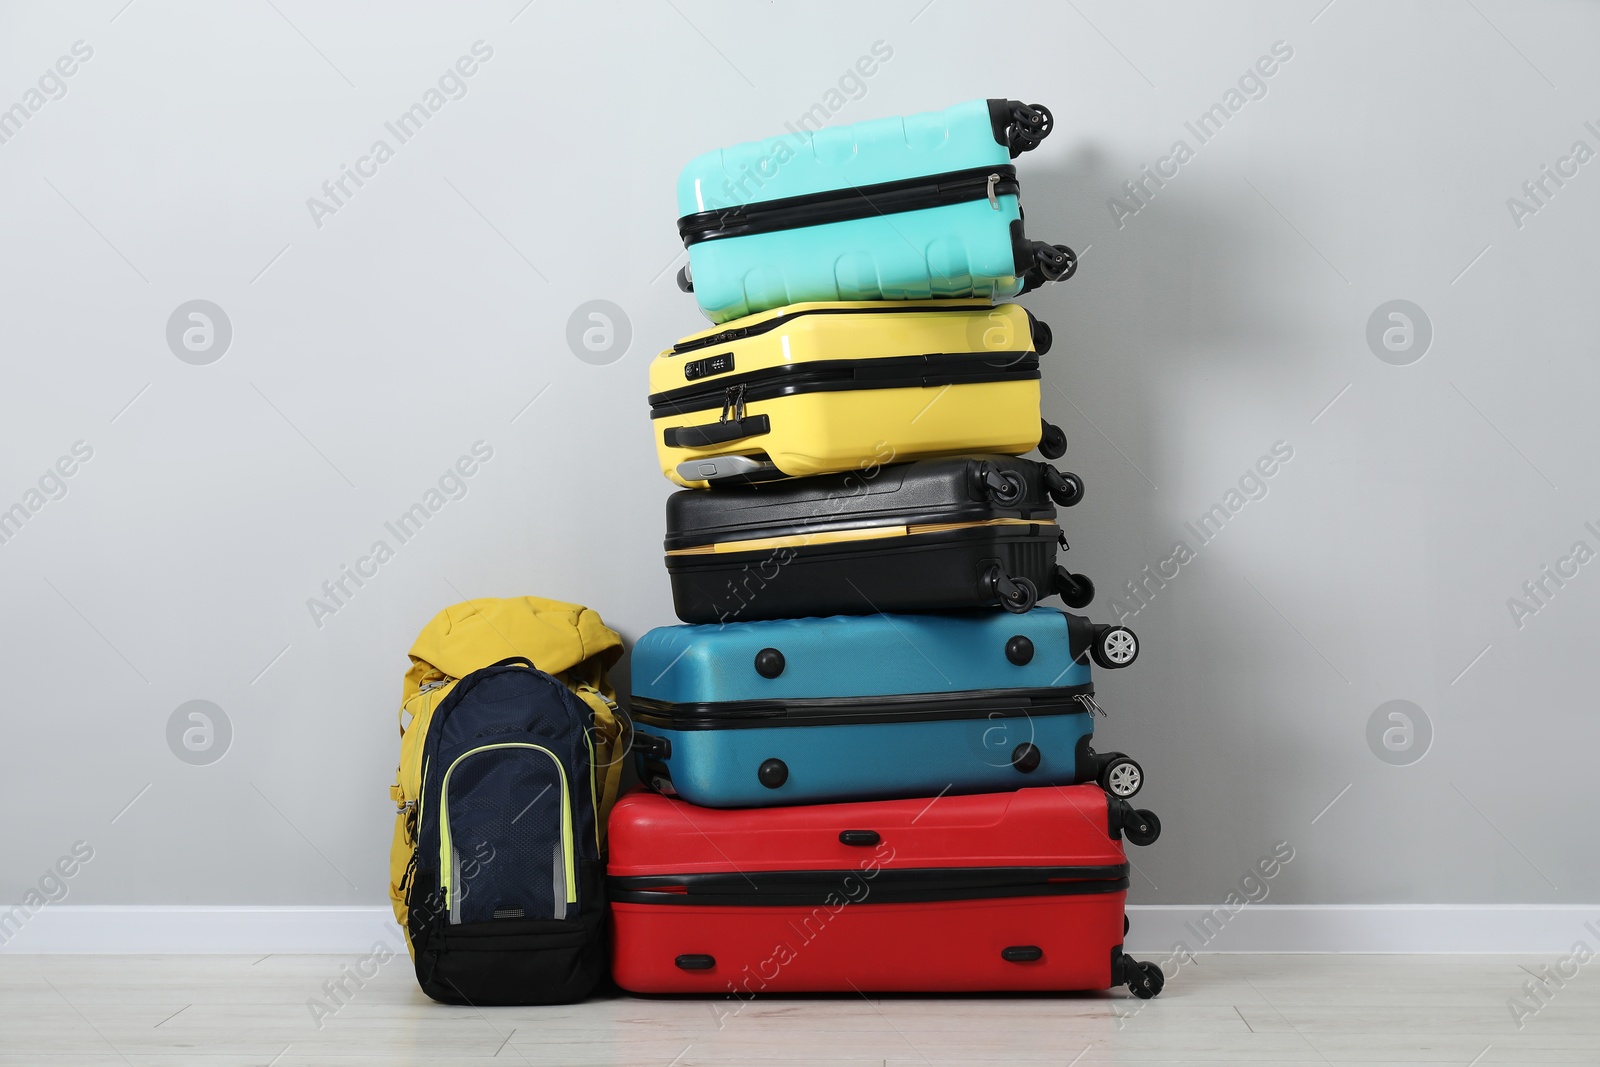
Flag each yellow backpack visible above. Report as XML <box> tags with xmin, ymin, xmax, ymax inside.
<box><xmin>388</xmin><ymin>596</ymin><xmax>624</xmax><ymax>939</ymax></box>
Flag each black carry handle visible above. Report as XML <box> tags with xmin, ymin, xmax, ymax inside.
<box><xmin>676</xmin><ymin>265</ymin><xmax>693</xmax><ymax>293</ymax></box>
<box><xmin>634</xmin><ymin>732</ymin><xmax>672</xmax><ymax>761</ymax></box>
<box><xmin>989</xmin><ymin>99</ymin><xmax>1055</xmax><ymax>158</ymax></box>
<box><xmin>662</xmin><ymin>413</ymin><xmax>771</xmax><ymax>448</ymax></box>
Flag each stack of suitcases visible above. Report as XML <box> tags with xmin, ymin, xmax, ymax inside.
<box><xmin>609</xmin><ymin>98</ymin><xmax>1167</xmax><ymax>1000</ymax></box>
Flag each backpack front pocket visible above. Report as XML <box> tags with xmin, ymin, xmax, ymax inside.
<box><xmin>437</xmin><ymin>742</ymin><xmax>575</xmax><ymax>924</ymax></box>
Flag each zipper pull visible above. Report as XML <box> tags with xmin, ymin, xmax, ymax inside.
<box><xmin>397</xmin><ymin>799</ymin><xmax>417</xmax><ymax>814</ymax></box>
<box><xmin>719</xmin><ymin>383</ymin><xmax>747</xmax><ymax>424</ymax></box>
<box><xmin>987</xmin><ymin>173</ymin><xmax>1000</xmax><ymax>210</ymax></box>
<box><xmin>1076</xmin><ymin>693</ymin><xmax>1105</xmax><ymax>717</ymax></box>
<box><xmin>418</xmin><ymin>679</ymin><xmax>449</xmax><ymax>694</ymax></box>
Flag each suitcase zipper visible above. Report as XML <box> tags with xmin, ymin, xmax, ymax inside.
<box><xmin>629</xmin><ymin>684</ymin><xmax>1096</xmax><ymax>729</ymax></box>
<box><xmin>671</xmin><ymin>301</ymin><xmax>997</xmax><ymax>355</ymax></box>
<box><xmin>720</xmin><ymin>383</ymin><xmax>748</xmax><ymax>425</ymax></box>
<box><xmin>650</xmin><ymin>352</ymin><xmax>1039</xmax><ymax>417</ymax></box>
<box><xmin>678</xmin><ymin>165</ymin><xmax>1022</xmax><ymax>246</ymax></box>
<box><xmin>610</xmin><ymin>863</ymin><xmax>1130</xmax><ymax>906</ymax></box>
<box><xmin>664</xmin><ymin>517</ymin><xmax>1058</xmax><ymax>557</ymax></box>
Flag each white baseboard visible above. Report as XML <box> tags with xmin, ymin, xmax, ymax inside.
<box><xmin>2</xmin><ymin>904</ymin><xmax>1596</xmax><ymax>954</ymax></box>
<box><xmin>0</xmin><ymin>907</ymin><xmax>404</xmax><ymax>954</ymax></box>
<box><xmin>1123</xmin><ymin>905</ymin><xmax>1600</xmax><ymax>955</ymax></box>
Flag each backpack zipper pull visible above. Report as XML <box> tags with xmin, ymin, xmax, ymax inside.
<box><xmin>987</xmin><ymin>173</ymin><xmax>1000</xmax><ymax>209</ymax></box>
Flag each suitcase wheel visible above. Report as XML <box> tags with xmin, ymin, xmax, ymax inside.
<box><xmin>985</xmin><ymin>568</ymin><xmax>1038</xmax><ymax>614</ymax></box>
<box><xmin>1126</xmin><ymin>959</ymin><xmax>1164</xmax><ymax>999</ymax></box>
<box><xmin>978</xmin><ymin>462</ymin><xmax>1027</xmax><ymax>507</ymax></box>
<box><xmin>1091</xmin><ymin>625</ymin><xmax>1139</xmax><ymax>669</ymax></box>
<box><xmin>1052</xmin><ymin>567</ymin><xmax>1095</xmax><ymax>609</ymax></box>
<box><xmin>1028</xmin><ymin>314</ymin><xmax>1053</xmax><ymax>356</ymax></box>
<box><xmin>757</xmin><ymin>758</ymin><xmax>789</xmax><ymax>789</ymax></box>
<box><xmin>1123</xmin><ymin>808</ymin><xmax>1161</xmax><ymax>848</ymax></box>
<box><xmin>1042</xmin><ymin>466</ymin><xmax>1084</xmax><ymax>508</ymax></box>
<box><xmin>1098</xmin><ymin>754</ymin><xmax>1144</xmax><ymax>799</ymax></box>
<box><xmin>1034</xmin><ymin>242</ymin><xmax>1078</xmax><ymax>283</ymax></box>
<box><xmin>1038</xmin><ymin>420</ymin><xmax>1068</xmax><ymax>460</ymax></box>
<box><xmin>675</xmin><ymin>264</ymin><xmax>693</xmax><ymax>292</ymax></box>
<box><xmin>1005</xmin><ymin>101</ymin><xmax>1055</xmax><ymax>157</ymax></box>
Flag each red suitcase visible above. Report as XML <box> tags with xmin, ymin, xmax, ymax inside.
<box><xmin>606</xmin><ymin>786</ymin><xmax>1165</xmax><ymax>998</ymax></box>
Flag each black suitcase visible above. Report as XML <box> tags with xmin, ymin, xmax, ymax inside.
<box><xmin>664</xmin><ymin>455</ymin><xmax>1095</xmax><ymax>624</ymax></box>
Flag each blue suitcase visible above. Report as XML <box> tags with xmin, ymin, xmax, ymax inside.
<box><xmin>628</xmin><ymin>608</ymin><xmax>1143</xmax><ymax>809</ymax></box>
<box><xmin>675</xmin><ymin>98</ymin><xmax>1078</xmax><ymax>323</ymax></box>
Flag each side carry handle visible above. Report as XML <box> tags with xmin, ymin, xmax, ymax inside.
<box><xmin>633</xmin><ymin>732</ymin><xmax>672</xmax><ymax>761</ymax></box>
<box><xmin>663</xmin><ymin>414</ymin><xmax>771</xmax><ymax>448</ymax></box>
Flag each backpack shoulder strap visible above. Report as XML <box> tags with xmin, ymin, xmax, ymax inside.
<box><xmin>572</xmin><ymin>683</ymin><xmax>627</xmax><ymax>842</ymax></box>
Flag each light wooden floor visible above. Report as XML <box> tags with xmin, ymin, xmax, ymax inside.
<box><xmin>1</xmin><ymin>953</ymin><xmax>1595</xmax><ymax>1065</ymax></box>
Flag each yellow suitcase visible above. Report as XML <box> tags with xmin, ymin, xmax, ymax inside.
<box><xmin>650</xmin><ymin>300</ymin><xmax>1065</xmax><ymax>489</ymax></box>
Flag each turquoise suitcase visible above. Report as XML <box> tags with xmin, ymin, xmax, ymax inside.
<box><xmin>628</xmin><ymin>609</ymin><xmax>1144</xmax><ymax>809</ymax></box>
<box><xmin>675</xmin><ymin>98</ymin><xmax>1077</xmax><ymax>323</ymax></box>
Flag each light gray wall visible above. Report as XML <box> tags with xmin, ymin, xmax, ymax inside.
<box><xmin>3</xmin><ymin>0</ymin><xmax>1596</xmax><ymax>912</ymax></box>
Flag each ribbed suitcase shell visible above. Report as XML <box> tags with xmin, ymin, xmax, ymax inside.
<box><xmin>677</xmin><ymin>99</ymin><xmax>1051</xmax><ymax>322</ymax></box>
<box><xmin>607</xmin><ymin>786</ymin><xmax>1131</xmax><ymax>994</ymax></box>
<box><xmin>651</xmin><ymin>300</ymin><xmax>1046</xmax><ymax>488</ymax></box>
<box><xmin>664</xmin><ymin>455</ymin><xmax>1072</xmax><ymax>623</ymax></box>
<box><xmin>629</xmin><ymin>608</ymin><xmax>1098</xmax><ymax>808</ymax></box>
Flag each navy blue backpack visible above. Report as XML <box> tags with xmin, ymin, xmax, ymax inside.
<box><xmin>403</xmin><ymin>656</ymin><xmax>607</xmax><ymax>1005</ymax></box>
